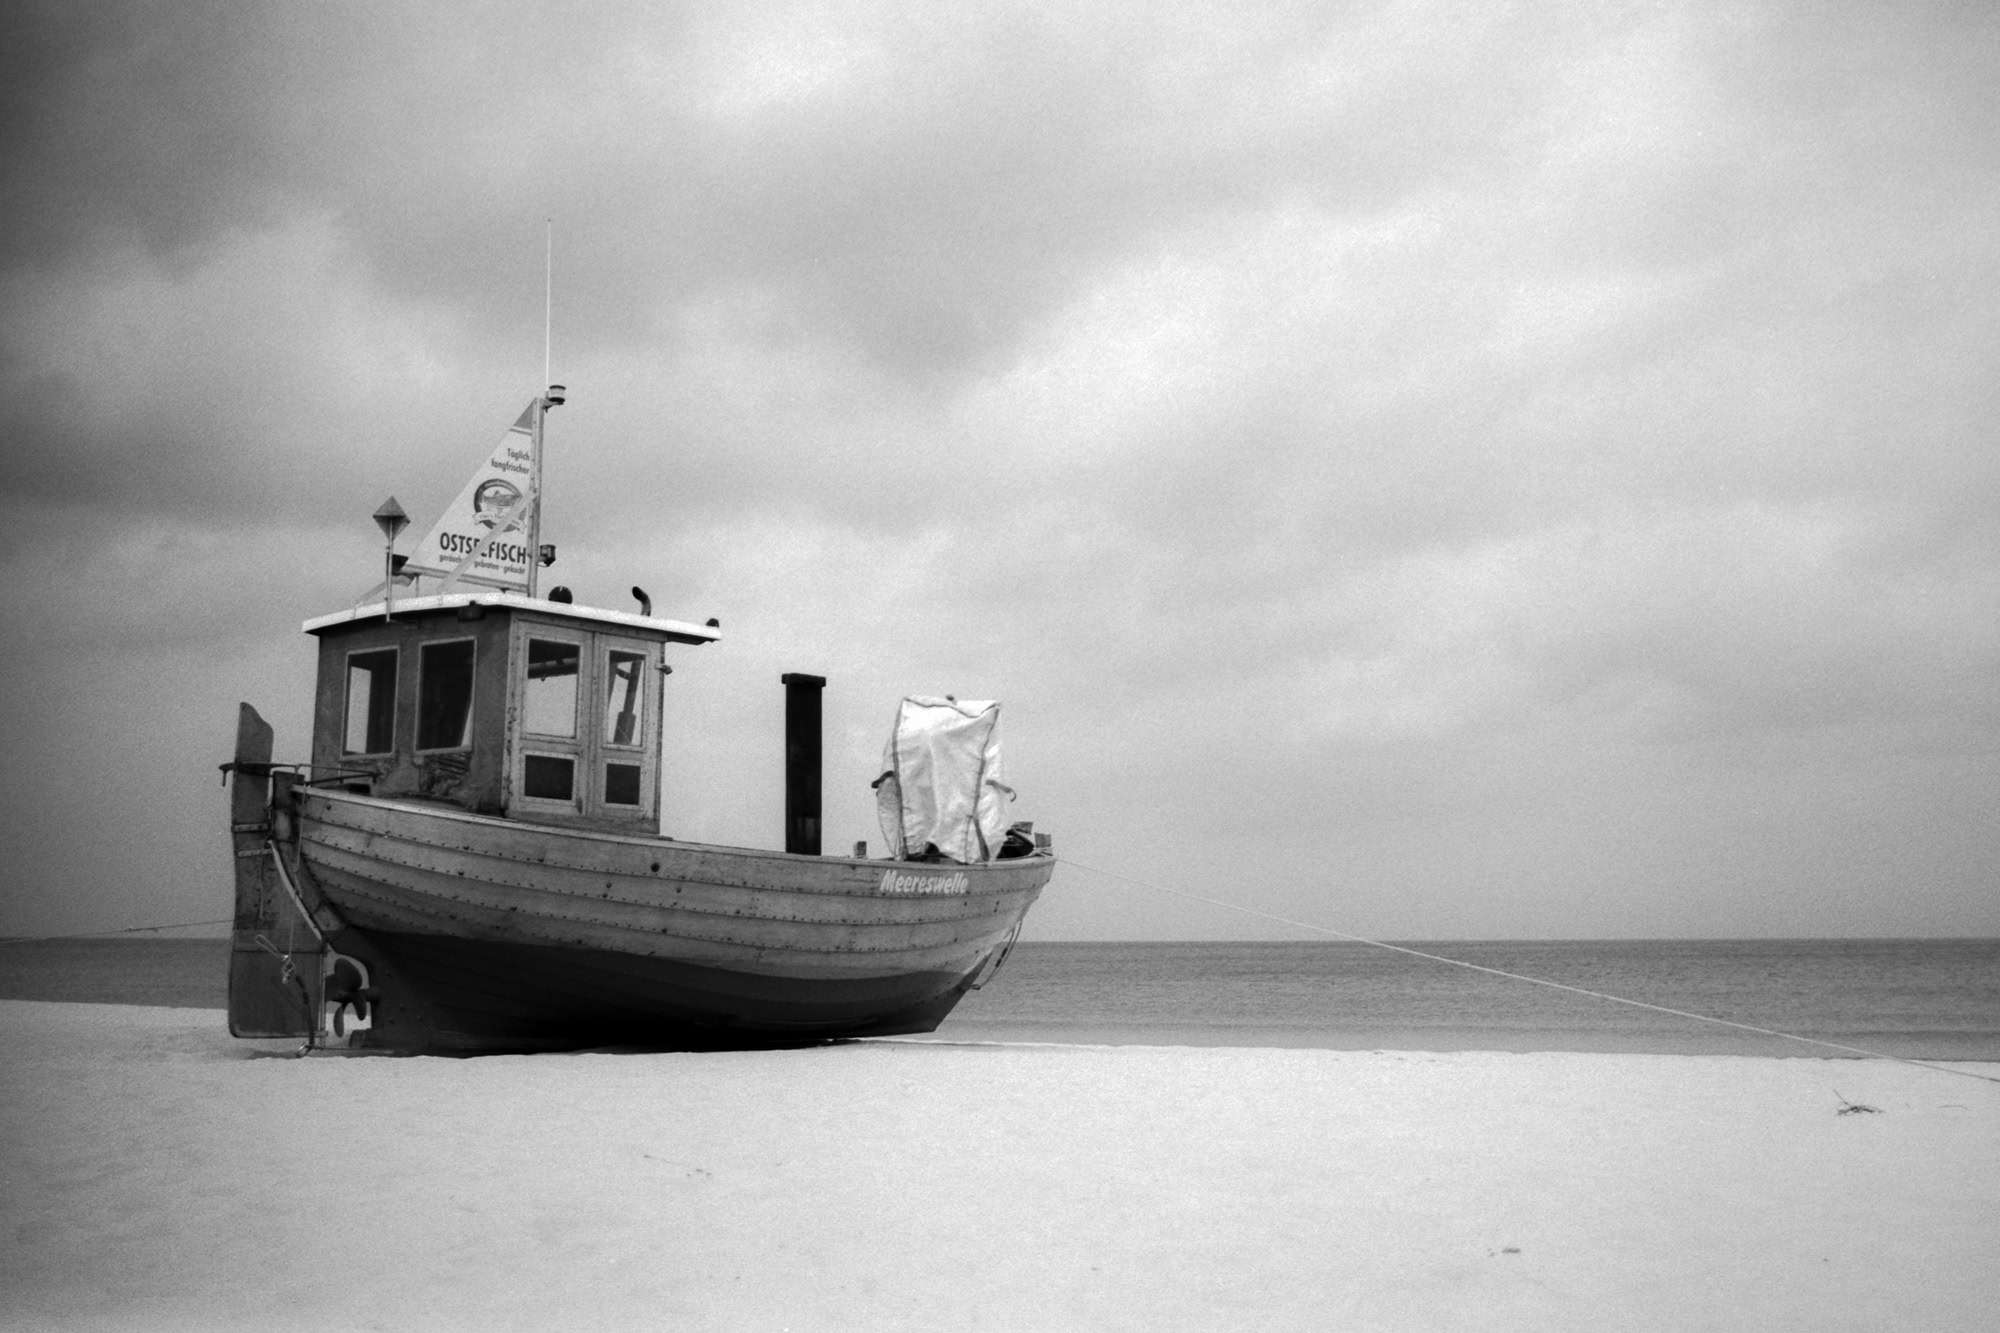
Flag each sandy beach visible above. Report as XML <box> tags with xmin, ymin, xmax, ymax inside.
<box><xmin>3</xmin><ymin>1000</ymin><xmax>1994</xmax><ymax>1331</ymax></box>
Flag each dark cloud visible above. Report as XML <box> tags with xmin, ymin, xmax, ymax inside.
<box><xmin>3</xmin><ymin>2</ymin><xmax>295</xmax><ymax>268</ymax></box>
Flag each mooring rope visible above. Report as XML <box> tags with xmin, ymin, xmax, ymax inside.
<box><xmin>0</xmin><ymin>919</ymin><xmax>233</xmax><ymax>945</ymax></box>
<box><xmin>1063</xmin><ymin>857</ymin><xmax>2000</xmax><ymax>1087</ymax></box>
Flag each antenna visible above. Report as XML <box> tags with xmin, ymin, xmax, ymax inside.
<box><xmin>543</xmin><ymin>218</ymin><xmax>553</xmax><ymax>387</ymax></box>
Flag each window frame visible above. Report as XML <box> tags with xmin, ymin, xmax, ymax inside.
<box><xmin>414</xmin><ymin>636</ymin><xmax>478</xmax><ymax>753</ymax></box>
<box><xmin>600</xmin><ymin>646</ymin><xmax>649</xmax><ymax>752</ymax></box>
<box><xmin>341</xmin><ymin>646</ymin><xmax>400</xmax><ymax>757</ymax></box>
<box><xmin>522</xmin><ymin>635</ymin><xmax>584</xmax><ymax>740</ymax></box>
<box><xmin>601</xmin><ymin>760</ymin><xmax>645</xmax><ymax>807</ymax></box>
<box><xmin>520</xmin><ymin>750</ymin><xmax>579</xmax><ymax>803</ymax></box>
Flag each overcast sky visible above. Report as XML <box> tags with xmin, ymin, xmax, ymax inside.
<box><xmin>3</xmin><ymin>1</ymin><xmax>1996</xmax><ymax>942</ymax></box>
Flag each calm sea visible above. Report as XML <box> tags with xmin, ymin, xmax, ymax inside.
<box><xmin>4</xmin><ymin>937</ymin><xmax>1996</xmax><ymax>1060</ymax></box>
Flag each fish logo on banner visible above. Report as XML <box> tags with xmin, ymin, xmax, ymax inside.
<box><xmin>401</xmin><ymin>400</ymin><xmax>539</xmax><ymax>591</ymax></box>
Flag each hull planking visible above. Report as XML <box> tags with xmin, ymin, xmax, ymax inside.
<box><xmin>286</xmin><ymin>787</ymin><xmax>1052</xmax><ymax>1053</ymax></box>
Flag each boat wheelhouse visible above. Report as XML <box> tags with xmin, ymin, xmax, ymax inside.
<box><xmin>304</xmin><ymin>591</ymin><xmax>717</xmax><ymax>829</ymax></box>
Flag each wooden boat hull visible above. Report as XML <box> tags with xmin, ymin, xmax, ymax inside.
<box><xmin>286</xmin><ymin>787</ymin><xmax>1053</xmax><ymax>1053</ymax></box>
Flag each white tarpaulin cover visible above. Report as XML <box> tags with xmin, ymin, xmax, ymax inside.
<box><xmin>874</xmin><ymin>696</ymin><xmax>1014</xmax><ymax>863</ymax></box>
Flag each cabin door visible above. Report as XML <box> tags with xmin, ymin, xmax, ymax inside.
<box><xmin>588</xmin><ymin>636</ymin><xmax>659</xmax><ymax>821</ymax></box>
<box><xmin>510</xmin><ymin>624</ymin><xmax>659</xmax><ymax>824</ymax></box>
<box><xmin>513</xmin><ymin>628</ymin><xmax>588</xmax><ymax>816</ymax></box>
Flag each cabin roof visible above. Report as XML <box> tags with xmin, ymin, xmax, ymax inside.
<box><xmin>303</xmin><ymin>592</ymin><xmax>721</xmax><ymax>644</ymax></box>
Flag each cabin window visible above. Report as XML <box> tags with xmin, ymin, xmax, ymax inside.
<box><xmin>603</xmin><ymin>650</ymin><xmax>646</xmax><ymax>748</ymax></box>
<box><xmin>417</xmin><ymin>639</ymin><xmax>476</xmax><ymax>750</ymax></box>
<box><xmin>522</xmin><ymin>753</ymin><xmax>575</xmax><ymax>801</ymax></box>
<box><xmin>343</xmin><ymin>649</ymin><xmax>398</xmax><ymax>755</ymax></box>
<box><xmin>604</xmin><ymin>762</ymin><xmax>642</xmax><ymax>806</ymax></box>
<box><xmin>524</xmin><ymin>638</ymin><xmax>579</xmax><ymax>737</ymax></box>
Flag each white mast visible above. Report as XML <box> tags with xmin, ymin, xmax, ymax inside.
<box><xmin>394</xmin><ymin>225</ymin><xmax>560</xmax><ymax>600</ymax></box>
<box><xmin>529</xmin><ymin>220</ymin><xmax>553</xmax><ymax>599</ymax></box>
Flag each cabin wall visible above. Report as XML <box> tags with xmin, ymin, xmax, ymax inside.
<box><xmin>310</xmin><ymin>609</ymin><xmax>512</xmax><ymax>813</ymax></box>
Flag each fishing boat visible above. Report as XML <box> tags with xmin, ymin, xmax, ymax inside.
<box><xmin>222</xmin><ymin>386</ymin><xmax>1055</xmax><ymax>1053</ymax></box>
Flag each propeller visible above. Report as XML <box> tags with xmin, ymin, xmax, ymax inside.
<box><xmin>323</xmin><ymin>956</ymin><xmax>379</xmax><ymax>1038</ymax></box>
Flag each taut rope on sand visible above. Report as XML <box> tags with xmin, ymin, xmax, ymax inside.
<box><xmin>0</xmin><ymin>919</ymin><xmax>233</xmax><ymax>944</ymax></box>
<box><xmin>1064</xmin><ymin>858</ymin><xmax>2000</xmax><ymax>1087</ymax></box>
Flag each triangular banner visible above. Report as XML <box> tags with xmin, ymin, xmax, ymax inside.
<box><xmin>400</xmin><ymin>400</ymin><xmax>539</xmax><ymax>591</ymax></box>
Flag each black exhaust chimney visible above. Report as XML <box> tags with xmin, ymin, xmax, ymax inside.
<box><xmin>780</xmin><ymin>673</ymin><xmax>826</xmax><ymax>855</ymax></box>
